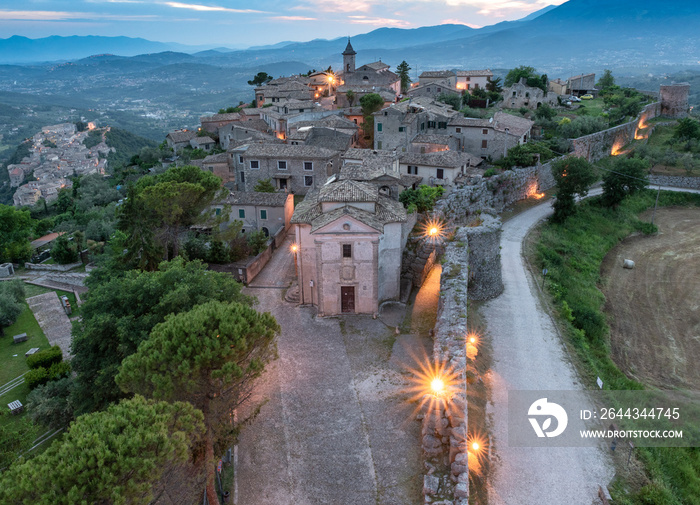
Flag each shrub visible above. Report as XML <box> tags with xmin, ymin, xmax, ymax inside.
<box><xmin>483</xmin><ymin>168</ymin><xmax>498</xmax><ymax>178</ymax></box>
<box><xmin>50</xmin><ymin>234</ymin><xmax>79</xmax><ymax>264</ymax></box>
<box><xmin>26</xmin><ymin>368</ymin><xmax>49</xmax><ymax>390</ymax></box>
<box><xmin>26</xmin><ymin>377</ymin><xmax>75</xmax><ymax>429</ymax></box>
<box><xmin>399</xmin><ymin>185</ymin><xmax>445</xmax><ymax>213</ymax></box>
<box><xmin>247</xmin><ymin>230</ymin><xmax>268</xmax><ymax>256</ymax></box>
<box><xmin>518</xmin><ymin>106</ymin><xmax>530</xmax><ymax>116</ymax></box>
<box><xmin>26</xmin><ymin>345</ymin><xmax>63</xmax><ymax>370</ymax></box>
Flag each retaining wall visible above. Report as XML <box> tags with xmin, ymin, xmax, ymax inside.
<box><xmin>463</xmin><ymin>214</ymin><xmax>503</xmax><ymax>301</ymax></box>
<box><xmin>649</xmin><ymin>175</ymin><xmax>700</xmax><ymax>190</ymax></box>
<box><xmin>421</xmin><ymin>226</ymin><xmax>471</xmax><ymax>505</ymax></box>
<box><xmin>25</xmin><ymin>262</ymin><xmax>82</xmax><ymax>272</ymax></box>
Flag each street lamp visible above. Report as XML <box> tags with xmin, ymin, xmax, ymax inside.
<box><xmin>290</xmin><ymin>243</ymin><xmax>298</xmax><ymax>277</ymax></box>
<box><xmin>327</xmin><ymin>75</ymin><xmax>334</xmax><ymax>96</ymax></box>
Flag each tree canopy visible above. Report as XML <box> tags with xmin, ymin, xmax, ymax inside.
<box><xmin>505</xmin><ymin>66</ymin><xmax>548</xmax><ymax>93</ymax></box>
<box><xmin>0</xmin><ymin>396</ymin><xmax>204</xmax><ymax>505</ymax></box>
<box><xmin>117</xmin><ymin>301</ymin><xmax>279</xmax><ymax>504</ymax></box>
<box><xmin>0</xmin><ymin>204</ymin><xmax>34</xmax><ymax>263</ymax></box>
<box><xmin>551</xmin><ymin>157</ymin><xmax>597</xmax><ymax>222</ymax></box>
<box><xmin>247</xmin><ymin>72</ymin><xmax>273</xmax><ymax>86</ymax></box>
<box><xmin>70</xmin><ymin>257</ymin><xmax>251</xmax><ymax>415</ymax></box>
<box><xmin>0</xmin><ymin>279</ymin><xmax>26</xmax><ymax>332</ymax></box>
<box><xmin>596</xmin><ymin>69</ymin><xmax>615</xmax><ymax>90</ymax></box>
<box><xmin>602</xmin><ymin>157</ymin><xmax>649</xmax><ymax>208</ymax></box>
<box><xmin>396</xmin><ymin>60</ymin><xmax>412</xmax><ymax>94</ymax></box>
<box><xmin>253</xmin><ymin>178</ymin><xmax>276</xmax><ymax>193</ymax></box>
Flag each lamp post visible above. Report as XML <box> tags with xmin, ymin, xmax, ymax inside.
<box><xmin>327</xmin><ymin>75</ymin><xmax>334</xmax><ymax>96</ymax></box>
<box><xmin>290</xmin><ymin>243</ymin><xmax>298</xmax><ymax>277</ymax></box>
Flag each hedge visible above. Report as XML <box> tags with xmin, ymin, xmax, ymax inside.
<box><xmin>26</xmin><ymin>346</ymin><xmax>63</xmax><ymax>370</ymax></box>
<box><xmin>26</xmin><ymin>362</ymin><xmax>71</xmax><ymax>390</ymax></box>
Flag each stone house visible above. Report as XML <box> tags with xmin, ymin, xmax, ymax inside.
<box><xmin>215</xmin><ymin>191</ymin><xmax>294</xmax><ymax>238</ymax></box>
<box><xmin>255</xmin><ymin>79</ymin><xmax>313</xmax><ymax>108</ymax></box>
<box><xmin>190</xmin><ymin>136</ymin><xmax>216</xmax><ymax>151</ymax></box>
<box><xmin>418</xmin><ymin>71</ymin><xmax>456</xmax><ymax>87</ymax></box>
<box><xmin>502</xmin><ymin>78</ymin><xmax>559</xmax><ymax>110</ymax></box>
<box><xmin>201</xmin><ymin>152</ymin><xmax>231</xmax><ymax>183</ymax></box>
<box><xmin>410</xmin><ymin>133</ymin><xmax>456</xmax><ymax>153</ymax></box>
<box><xmin>446</xmin><ymin>112</ymin><xmax>534</xmax><ymax>160</ymax></box>
<box><xmin>340</xmin><ymin>149</ymin><xmax>419</xmax><ymax>199</ymax></box>
<box><xmin>548</xmin><ymin>78</ymin><xmax>568</xmax><ymax>96</ymax></box>
<box><xmin>372</xmin><ymin>97</ymin><xmax>459</xmax><ymax>151</ymax></box>
<box><xmin>408</xmin><ymin>81</ymin><xmax>462</xmax><ymax>102</ymax></box>
<box><xmin>230</xmin><ymin>143</ymin><xmax>341</xmax><ymax>194</ymax></box>
<box><xmin>454</xmin><ymin>70</ymin><xmax>493</xmax><ymax>91</ymax></box>
<box><xmin>219</xmin><ymin>123</ymin><xmax>279</xmax><ymax>150</ymax></box>
<box><xmin>166</xmin><ymin>130</ymin><xmax>197</xmax><ymax>153</ymax></box>
<box><xmin>200</xmin><ymin>112</ymin><xmax>241</xmax><ymax>134</ymax></box>
<box><xmin>399</xmin><ymin>150</ymin><xmax>482</xmax><ymax>187</ymax></box>
<box><xmin>289</xmin><ymin>115</ymin><xmax>359</xmax><ymax>146</ymax></box>
<box><xmin>287</xmin><ymin>126</ymin><xmax>354</xmax><ymax>152</ymax></box>
<box><xmin>336</xmin><ymin>39</ymin><xmax>400</xmax><ymax>102</ymax></box>
<box><xmin>291</xmin><ymin>178</ymin><xmax>409</xmax><ymax>316</ymax></box>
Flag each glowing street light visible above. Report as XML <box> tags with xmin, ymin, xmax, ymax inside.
<box><xmin>290</xmin><ymin>243</ymin><xmax>299</xmax><ymax>276</ymax></box>
<box><xmin>430</xmin><ymin>377</ymin><xmax>445</xmax><ymax>395</ymax></box>
<box><xmin>421</xmin><ymin>217</ymin><xmax>446</xmax><ymax>243</ymax></box>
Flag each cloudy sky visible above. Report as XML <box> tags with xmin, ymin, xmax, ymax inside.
<box><xmin>0</xmin><ymin>0</ymin><xmax>567</xmax><ymax>47</ymax></box>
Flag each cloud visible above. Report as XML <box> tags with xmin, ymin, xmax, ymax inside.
<box><xmin>441</xmin><ymin>18</ymin><xmax>482</xmax><ymax>28</ymax></box>
<box><xmin>162</xmin><ymin>2</ymin><xmax>266</xmax><ymax>14</ymax></box>
<box><xmin>347</xmin><ymin>15</ymin><xmax>412</xmax><ymax>28</ymax></box>
<box><xmin>294</xmin><ymin>0</ymin><xmax>373</xmax><ymax>14</ymax></box>
<box><xmin>0</xmin><ymin>9</ymin><xmax>156</xmax><ymax>21</ymax></box>
<box><xmin>270</xmin><ymin>15</ymin><xmax>317</xmax><ymax>21</ymax></box>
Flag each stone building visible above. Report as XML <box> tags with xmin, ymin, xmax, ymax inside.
<box><xmin>548</xmin><ymin>78</ymin><xmax>568</xmax><ymax>95</ymax></box>
<box><xmin>418</xmin><ymin>70</ymin><xmax>456</xmax><ymax>87</ymax></box>
<box><xmin>189</xmin><ymin>136</ymin><xmax>216</xmax><ymax>152</ymax></box>
<box><xmin>219</xmin><ymin>123</ymin><xmax>278</xmax><ymax>150</ymax></box>
<box><xmin>502</xmin><ymin>78</ymin><xmax>559</xmax><ymax>110</ymax></box>
<box><xmin>408</xmin><ymin>81</ymin><xmax>462</xmax><ymax>102</ymax></box>
<box><xmin>335</xmin><ymin>39</ymin><xmax>400</xmax><ymax>107</ymax></box>
<box><xmin>215</xmin><ymin>191</ymin><xmax>294</xmax><ymax>238</ymax></box>
<box><xmin>568</xmin><ymin>73</ymin><xmax>596</xmax><ymax>96</ymax></box>
<box><xmin>660</xmin><ymin>83</ymin><xmax>690</xmax><ymax>118</ymax></box>
<box><xmin>201</xmin><ymin>152</ymin><xmax>231</xmax><ymax>183</ymax></box>
<box><xmin>166</xmin><ymin>130</ymin><xmax>197</xmax><ymax>153</ymax></box>
<box><xmin>454</xmin><ymin>70</ymin><xmax>493</xmax><ymax>91</ymax></box>
<box><xmin>255</xmin><ymin>78</ymin><xmax>313</xmax><ymax>108</ymax></box>
<box><xmin>230</xmin><ymin>143</ymin><xmax>341</xmax><ymax>194</ymax></box>
<box><xmin>446</xmin><ymin>112</ymin><xmax>534</xmax><ymax>160</ymax></box>
<box><xmin>200</xmin><ymin>112</ymin><xmax>241</xmax><ymax>134</ymax></box>
<box><xmin>372</xmin><ymin>97</ymin><xmax>459</xmax><ymax>151</ymax></box>
<box><xmin>340</xmin><ymin>149</ymin><xmax>420</xmax><ymax>199</ymax></box>
<box><xmin>399</xmin><ymin>150</ymin><xmax>482</xmax><ymax>186</ymax></box>
<box><xmin>291</xmin><ymin>178</ymin><xmax>409</xmax><ymax>316</ymax></box>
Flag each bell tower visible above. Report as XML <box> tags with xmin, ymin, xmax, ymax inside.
<box><xmin>342</xmin><ymin>38</ymin><xmax>356</xmax><ymax>74</ymax></box>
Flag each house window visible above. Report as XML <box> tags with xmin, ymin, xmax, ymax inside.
<box><xmin>377</xmin><ymin>123</ymin><xmax>383</xmax><ymax>132</ymax></box>
<box><xmin>240</xmin><ymin>172</ymin><xmax>245</xmax><ymax>183</ymax></box>
<box><xmin>238</xmin><ymin>209</ymin><xmax>245</xmax><ymax>219</ymax></box>
<box><xmin>512</xmin><ymin>91</ymin><xmax>517</xmax><ymax>97</ymax></box>
<box><xmin>279</xmin><ymin>178</ymin><xmax>287</xmax><ymax>190</ymax></box>
<box><xmin>456</xmin><ymin>127</ymin><xmax>462</xmax><ymax>133</ymax></box>
<box><xmin>407</xmin><ymin>165</ymin><xmax>417</xmax><ymax>175</ymax></box>
<box><xmin>304</xmin><ymin>161</ymin><xmax>313</xmax><ymax>171</ymax></box>
<box><xmin>482</xmin><ymin>129</ymin><xmax>488</xmax><ymax>135</ymax></box>
<box><xmin>420</xmin><ymin>123</ymin><xmax>425</xmax><ymax>131</ymax></box>
<box><xmin>238</xmin><ymin>155</ymin><xmax>243</xmax><ymax>164</ymax></box>
<box><xmin>428</xmin><ymin>121</ymin><xmax>436</xmax><ymax>129</ymax></box>
<box><xmin>342</xmin><ymin>244</ymin><xmax>352</xmax><ymax>258</ymax></box>
<box><xmin>215</xmin><ymin>208</ymin><xmax>221</xmax><ymax>216</ymax></box>
<box><xmin>250</xmin><ymin>160</ymin><xmax>259</xmax><ymax>169</ymax></box>
<box><xmin>437</xmin><ymin>168</ymin><xmax>444</xmax><ymax>179</ymax></box>
<box><xmin>437</xmin><ymin>87</ymin><xmax>442</xmax><ymax>92</ymax></box>
<box><xmin>260</xmin><ymin>209</ymin><xmax>267</xmax><ymax>220</ymax></box>
<box><xmin>278</xmin><ymin>160</ymin><xmax>287</xmax><ymax>170</ymax></box>
<box><xmin>427</xmin><ymin>87</ymin><xmax>431</xmax><ymax>92</ymax></box>
<box><xmin>377</xmin><ymin>141</ymin><xmax>382</xmax><ymax>149</ymax></box>
<box><xmin>304</xmin><ymin>175</ymin><xmax>313</xmax><ymax>186</ymax></box>
<box><xmin>466</xmin><ymin>77</ymin><xmax>471</xmax><ymax>82</ymax></box>
<box><xmin>399</xmin><ymin>126</ymin><xmax>405</xmax><ymax>132</ymax></box>
<box><xmin>438</xmin><ymin>122</ymin><xmax>447</xmax><ymax>129</ymax></box>
<box><xmin>481</xmin><ymin>140</ymin><xmax>488</xmax><ymax>149</ymax></box>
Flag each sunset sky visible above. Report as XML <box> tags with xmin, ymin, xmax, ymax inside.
<box><xmin>0</xmin><ymin>0</ymin><xmax>567</xmax><ymax>47</ymax></box>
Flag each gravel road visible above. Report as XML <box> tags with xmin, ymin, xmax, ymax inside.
<box><xmin>482</xmin><ymin>196</ymin><xmax>615</xmax><ymax>505</ymax></box>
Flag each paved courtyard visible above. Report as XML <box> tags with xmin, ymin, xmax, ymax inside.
<box><xmin>236</xmin><ymin>235</ymin><xmax>435</xmax><ymax>505</ymax></box>
<box><xmin>26</xmin><ymin>291</ymin><xmax>73</xmax><ymax>357</ymax></box>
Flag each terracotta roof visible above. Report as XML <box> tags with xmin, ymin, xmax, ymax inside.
<box><xmin>419</xmin><ymin>70</ymin><xmax>456</xmax><ymax>79</ymax></box>
<box><xmin>400</xmin><ymin>150</ymin><xmax>482</xmax><ymax>168</ymax></box>
<box><xmin>167</xmin><ymin>130</ymin><xmax>196</xmax><ymax>143</ymax></box>
<box><xmin>318</xmin><ymin>179</ymin><xmax>378</xmax><ymax>203</ymax></box>
<box><xmin>455</xmin><ymin>69</ymin><xmax>493</xmax><ymax>77</ymax></box>
<box><xmin>236</xmin><ymin>143</ymin><xmax>338</xmax><ymax>159</ymax></box>
<box><xmin>226</xmin><ymin>191</ymin><xmax>289</xmax><ymax>207</ymax></box>
<box><xmin>492</xmin><ymin>111</ymin><xmax>534</xmax><ymax>137</ymax></box>
<box><xmin>201</xmin><ymin>113</ymin><xmax>240</xmax><ymax>122</ymax></box>
<box><xmin>203</xmin><ymin>153</ymin><xmax>229</xmax><ymax>164</ymax></box>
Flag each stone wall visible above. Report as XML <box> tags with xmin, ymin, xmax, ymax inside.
<box><xmin>649</xmin><ymin>175</ymin><xmax>700</xmax><ymax>190</ymax></box>
<box><xmin>421</xmin><ymin>226</ymin><xmax>471</xmax><ymax>505</ymax></box>
<box><xmin>25</xmin><ymin>262</ymin><xmax>82</xmax><ymax>272</ymax></box>
<box><xmin>571</xmin><ymin>102</ymin><xmax>660</xmax><ymax>162</ymax></box>
<box><xmin>437</xmin><ymin>163</ymin><xmax>556</xmax><ymax>223</ymax></box>
<box><xmin>463</xmin><ymin>213</ymin><xmax>503</xmax><ymax>300</ymax></box>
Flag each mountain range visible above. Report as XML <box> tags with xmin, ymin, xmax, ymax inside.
<box><xmin>4</xmin><ymin>0</ymin><xmax>699</xmax><ymax>73</ymax></box>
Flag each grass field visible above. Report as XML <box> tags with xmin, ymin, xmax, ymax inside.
<box><xmin>530</xmin><ymin>190</ymin><xmax>700</xmax><ymax>505</ymax></box>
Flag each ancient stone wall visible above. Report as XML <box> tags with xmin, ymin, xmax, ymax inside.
<box><xmin>649</xmin><ymin>175</ymin><xmax>700</xmax><ymax>190</ymax></box>
<box><xmin>463</xmin><ymin>214</ymin><xmax>503</xmax><ymax>300</ymax></box>
<box><xmin>421</xmin><ymin>227</ymin><xmax>471</xmax><ymax>505</ymax></box>
<box><xmin>571</xmin><ymin>102</ymin><xmax>660</xmax><ymax>162</ymax></box>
